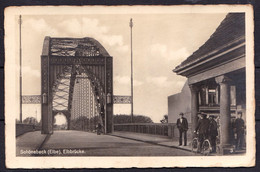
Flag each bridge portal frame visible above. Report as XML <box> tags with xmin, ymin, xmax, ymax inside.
<box><xmin>41</xmin><ymin>37</ymin><xmax>113</xmax><ymax>134</ymax></box>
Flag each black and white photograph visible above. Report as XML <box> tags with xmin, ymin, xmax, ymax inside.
<box><xmin>4</xmin><ymin>5</ymin><xmax>255</xmax><ymax>168</ymax></box>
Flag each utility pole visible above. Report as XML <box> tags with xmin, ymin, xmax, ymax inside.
<box><xmin>19</xmin><ymin>15</ymin><xmax>22</xmax><ymax>123</ymax></box>
<box><xmin>104</xmin><ymin>56</ymin><xmax>107</xmax><ymax>133</ymax></box>
<box><xmin>129</xmin><ymin>18</ymin><xmax>134</xmax><ymax>123</ymax></box>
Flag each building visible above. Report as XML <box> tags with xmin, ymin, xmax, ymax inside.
<box><xmin>169</xmin><ymin>13</ymin><xmax>246</xmax><ymax>153</ymax></box>
<box><xmin>168</xmin><ymin>81</ymin><xmax>191</xmax><ymax>123</ymax></box>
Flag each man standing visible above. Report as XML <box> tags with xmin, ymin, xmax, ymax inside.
<box><xmin>208</xmin><ymin>115</ymin><xmax>218</xmax><ymax>153</ymax></box>
<box><xmin>176</xmin><ymin>112</ymin><xmax>188</xmax><ymax>146</ymax></box>
<box><xmin>234</xmin><ymin>112</ymin><xmax>245</xmax><ymax>150</ymax></box>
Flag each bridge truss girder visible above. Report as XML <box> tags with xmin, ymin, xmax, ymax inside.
<box><xmin>71</xmin><ymin>76</ymin><xmax>99</xmax><ymax>132</ymax></box>
<box><xmin>41</xmin><ymin>37</ymin><xmax>113</xmax><ymax>134</ymax></box>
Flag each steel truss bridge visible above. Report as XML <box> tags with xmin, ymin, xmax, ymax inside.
<box><xmin>21</xmin><ymin>37</ymin><xmax>131</xmax><ymax>135</ymax></box>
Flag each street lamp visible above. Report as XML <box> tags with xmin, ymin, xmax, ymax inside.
<box><xmin>129</xmin><ymin>18</ymin><xmax>134</xmax><ymax>123</ymax></box>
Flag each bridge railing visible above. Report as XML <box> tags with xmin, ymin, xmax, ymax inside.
<box><xmin>113</xmin><ymin>123</ymin><xmax>176</xmax><ymax>137</ymax></box>
<box><xmin>16</xmin><ymin>123</ymin><xmax>41</xmax><ymax>137</ymax></box>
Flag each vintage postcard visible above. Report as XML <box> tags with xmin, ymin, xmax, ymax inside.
<box><xmin>5</xmin><ymin>5</ymin><xmax>255</xmax><ymax>168</ymax></box>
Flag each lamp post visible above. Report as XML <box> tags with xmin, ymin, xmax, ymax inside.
<box><xmin>130</xmin><ymin>18</ymin><xmax>134</xmax><ymax>123</ymax></box>
<box><xmin>104</xmin><ymin>56</ymin><xmax>107</xmax><ymax>133</ymax></box>
<box><xmin>19</xmin><ymin>15</ymin><xmax>22</xmax><ymax>123</ymax></box>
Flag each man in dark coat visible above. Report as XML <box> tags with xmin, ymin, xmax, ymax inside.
<box><xmin>234</xmin><ymin>112</ymin><xmax>245</xmax><ymax>150</ymax></box>
<box><xmin>208</xmin><ymin>115</ymin><xmax>218</xmax><ymax>153</ymax></box>
<box><xmin>176</xmin><ymin>112</ymin><xmax>188</xmax><ymax>146</ymax></box>
<box><xmin>195</xmin><ymin>113</ymin><xmax>210</xmax><ymax>150</ymax></box>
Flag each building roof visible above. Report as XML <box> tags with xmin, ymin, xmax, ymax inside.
<box><xmin>173</xmin><ymin>13</ymin><xmax>245</xmax><ymax>74</ymax></box>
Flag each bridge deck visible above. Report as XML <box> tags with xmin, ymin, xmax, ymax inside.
<box><xmin>16</xmin><ymin>130</ymin><xmax>194</xmax><ymax>156</ymax></box>
<box><xmin>16</xmin><ymin>131</ymin><xmax>47</xmax><ymax>155</ymax></box>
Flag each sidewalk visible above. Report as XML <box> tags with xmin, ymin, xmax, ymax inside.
<box><xmin>16</xmin><ymin>131</ymin><xmax>49</xmax><ymax>156</ymax></box>
<box><xmin>110</xmin><ymin>132</ymin><xmax>246</xmax><ymax>156</ymax></box>
<box><xmin>110</xmin><ymin>131</ymin><xmax>192</xmax><ymax>152</ymax></box>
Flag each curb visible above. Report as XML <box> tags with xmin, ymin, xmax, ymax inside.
<box><xmin>109</xmin><ymin>133</ymin><xmax>193</xmax><ymax>153</ymax></box>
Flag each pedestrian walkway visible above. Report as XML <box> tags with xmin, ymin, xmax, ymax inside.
<box><xmin>16</xmin><ymin>131</ymin><xmax>48</xmax><ymax>156</ymax></box>
<box><xmin>111</xmin><ymin>131</ymin><xmax>246</xmax><ymax>156</ymax></box>
<box><xmin>110</xmin><ymin>131</ymin><xmax>192</xmax><ymax>152</ymax></box>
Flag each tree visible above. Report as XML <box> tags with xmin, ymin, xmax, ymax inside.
<box><xmin>134</xmin><ymin>115</ymin><xmax>153</xmax><ymax>123</ymax></box>
<box><xmin>160</xmin><ymin>114</ymin><xmax>168</xmax><ymax>123</ymax></box>
<box><xmin>22</xmin><ymin>117</ymin><xmax>38</xmax><ymax>125</ymax></box>
<box><xmin>114</xmin><ymin>114</ymin><xmax>153</xmax><ymax>124</ymax></box>
<box><xmin>70</xmin><ymin>116</ymin><xmax>99</xmax><ymax>131</ymax></box>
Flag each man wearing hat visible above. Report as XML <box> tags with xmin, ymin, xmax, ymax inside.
<box><xmin>233</xmin><ymin>112</ymin><xmax>245</xmax><ymax>150</ymax></box>
<box><xmin>195</xmin><ymin>113</ymin><xmax>210</xmax><ymax>150</ymax></box>
<box><xmin>208</xmin><ymin>115</ymin><xmax>218</xmax><ymax>153</ymax></box>
<box><xmin>176</xmin><ymin>112</ymin><xmax>188</xmax><ymax>146</ymax></box>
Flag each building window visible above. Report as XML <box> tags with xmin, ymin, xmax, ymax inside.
<box><xmin>208</xmin><ymin>89</ymin><xmax>216</xmax><ymax>106</ymax></box>
<box><xmin>199</xmin><ymin>85</ymin><xmax>236</xmax><ymax>107</ymax></box>
<box><xmin>199</xmin><ymin>86</ymin><xmax>219</xmax><ymax>106</ymax></box>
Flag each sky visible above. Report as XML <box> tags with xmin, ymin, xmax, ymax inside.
<box><xmin>19</xmin><ymin>13</ymin><xmax>227</xmax><ymax>123</ymax></box>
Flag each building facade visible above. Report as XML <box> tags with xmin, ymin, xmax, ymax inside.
<box><xmin>170</xmin><ymin>13</ymin><xmax>246</xmax><ymax>153</ymax></box>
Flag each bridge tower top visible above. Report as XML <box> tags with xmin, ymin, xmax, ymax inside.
<box><xmin>42</xmin><ymin>36</ymin><xmax>110</xmax><ymax>57</ymax></box>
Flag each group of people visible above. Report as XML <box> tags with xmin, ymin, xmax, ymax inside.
<box><xmin>194</xmin><ymin>113</ymin><xmax>218</xmax><ymax>152</ymax></box>
<box><xmin>177</xmin><ymin>111</ymin><xmax>245</xmax><ymax>153</ymax></box>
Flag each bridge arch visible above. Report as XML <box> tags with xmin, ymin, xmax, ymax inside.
<box><xmin>53</xmin><ymin>112</ymin><xmax>68</xmax><ymax>130</ymax></box>
<box><xmin>41</xmin><ymin>37</ymin><xmax>113</xmax><ymax>134</ymax></box>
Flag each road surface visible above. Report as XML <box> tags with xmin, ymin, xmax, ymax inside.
<box><xmin>17</xmin><ymin>130</ymin><xmax>195</xmax><ymax>156</ymax></box>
